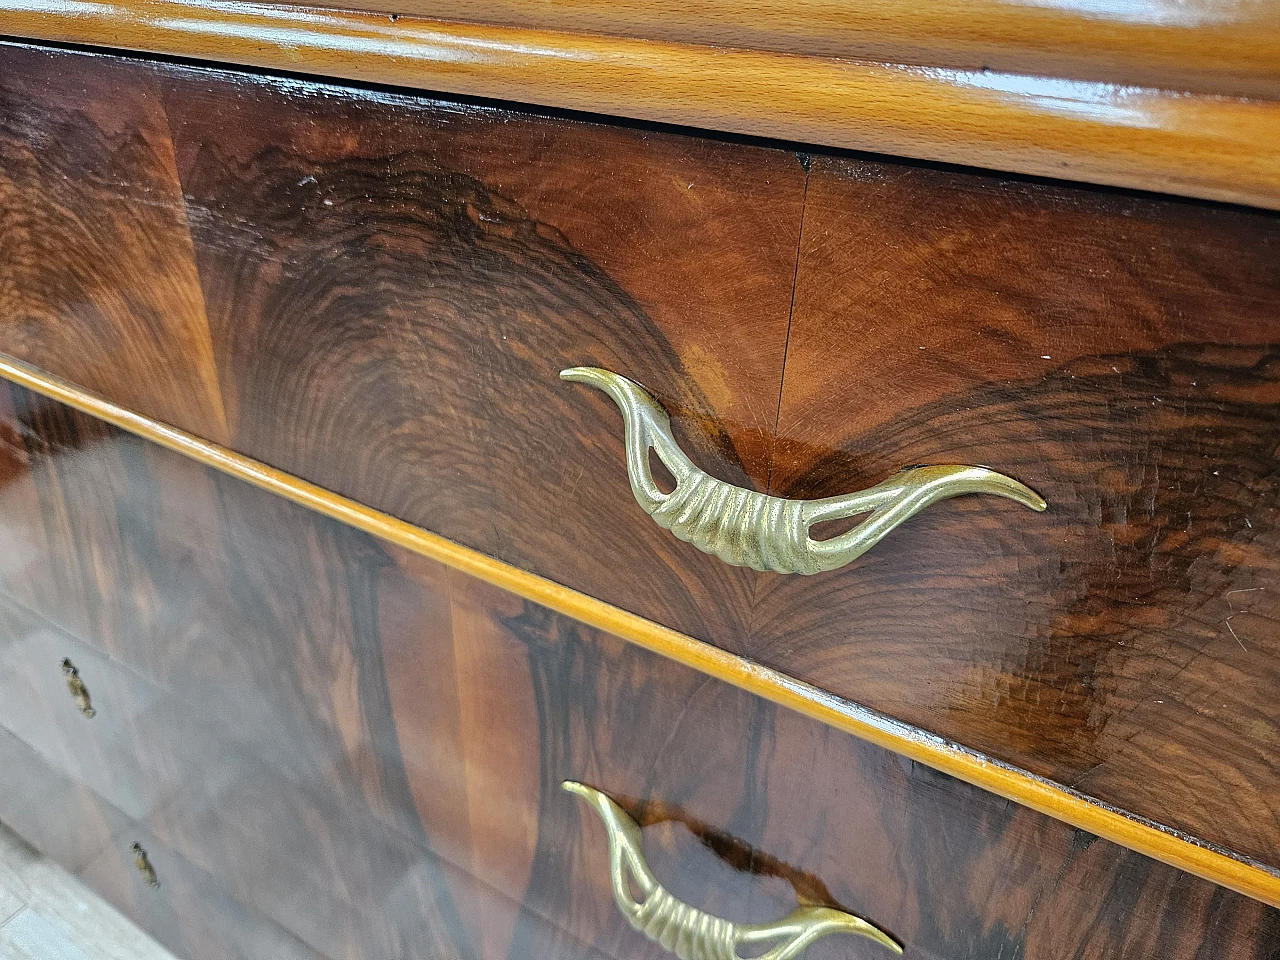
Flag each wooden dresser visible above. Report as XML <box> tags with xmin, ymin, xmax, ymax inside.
<box><xmin>0</xmin><ymin>4</ymin><xmax>1277</xmax><ymax>958</ymax></box>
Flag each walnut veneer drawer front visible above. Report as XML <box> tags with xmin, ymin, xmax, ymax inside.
<box><xmin>0</xmin><ymin>724</ymin><xmax>331</xmax><ymax>960</ymax></box>
<box><xmin>4</xmin><ymin>34</ymin><xmax>1280</xmax><ymax>894</ymax></box>
<box><xmin>1</xmin><ymin>383</ymin><xmax>1277</xmax><ymax>959</ymax></box>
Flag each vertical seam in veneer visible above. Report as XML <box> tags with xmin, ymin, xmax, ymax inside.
<box><xmin>765</xmin><ymin>156</ymin><xmax>809</xmax><ymax>499</ymax></box>
<box><xmin>152</xmin><ymin>69</ymin><xmax>234</xmax><ymax>444</ymax></box>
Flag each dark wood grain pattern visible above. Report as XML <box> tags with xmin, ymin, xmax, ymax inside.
<box><xmin>762</xmin><ymin>156</ymin><xmax>1280</xmax><ymax>869</ymax></box>
<box><xmin>0</xmin><ymin>39</ymin><xmax>809</xmax><ymax>653</ymax></box>
<box><xmin>160</xmin><ymin>57</ymin><xmax>1280</xmax><ymax>876</ymax></box>
<box><xmin>434</xmin><ymin>574</ymin><xmax>1280</xmax><ymax>960</ymax></box>
<box><xmin>0</xmin><ymin>725</ymin><xmax>328</xmax><ymax>960</ymax></box>
<box><xmin>0</xmin><ymin>376</ymin><xmax>451</xmax><ymax>856</ymax></box>
<box><xmin>159</xmin><ymin>57</ymin><xmax>809</xmax><ymax>651</ymax></box>
<box><xmin>1</xmin><ymin>383</ymin><xmax>1277</xmax><ymax>959</ymax></box>
<box><xmin>0</xmin><ymin>46</ymin><xmax>229</xmax><ymax>445</ymax></box>
<box><xmin>0</xmin><ymin>500</ymin><xmax>512</xmax><ymax>960</ymax></box>
<box><xmin>1</xmin><ymin>40</ymin><xmax>1278</xmax><ymax>887</ymax></box>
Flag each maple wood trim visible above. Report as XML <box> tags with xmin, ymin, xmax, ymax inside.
<box><xmin>3</xmin><ymin>1</ymin><xmax>1280</xmax><ymax>209</ymax></box>
<box><xmin>280</xmin><ymin>0</ymin><xmax>1280</xmax><ymax>99</ymax></box>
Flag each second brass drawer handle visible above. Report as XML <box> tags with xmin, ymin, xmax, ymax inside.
<box><xmin>61</xmin><ymin>658</ymin><xmax>96</xmax><ymax>718</ymax></box>
<box><xmin>564</xmin><ymin>781</ymin><xmax>900</xmax><ymax>959</ymax></box>
<box><xmin>131</xmin><ymin>842</ymin><xmax>160</xmax><ymax>888</ymax></box>
<box><xmin>562</xmin><ymin>366</ymin><xmax>1046</xmax><ymax>574</ymax></box>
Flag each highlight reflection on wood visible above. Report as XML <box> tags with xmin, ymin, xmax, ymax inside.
<box><xmin>0</xmin><ymin>383</ymin><xmax>1277</xmax><ymax>958</ymax></box>
<box><xmin>0</xmin><ymin>41</ymin><xmax>1277</xmax><ymax>893</ymax></box>
<box><xmin>767</xmin><ymin>155</ymin><xmax>1280</xmax><ymax>871</ymax></box>
<box><xmin>5</xmin><ymin>2</ymin><xmax>1280</xmax><ymax>208</ymax></box>
<box><xmin>266</xmin><ymin>0</ymin><xmax>1280</xmax><ymax>99</ymax></box>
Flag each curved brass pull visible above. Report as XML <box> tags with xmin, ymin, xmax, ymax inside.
<box><xmin>562</xmin><ymin>366</ymin><xmax>1046</xmax><ymax>574</ymax></box>
<box><xmin>564</xmin><ymin>781</ymin><xmax>901</xmax><ymax>959</ymax></box>
<box><xmin>61</xmin><ymin>658</ymin><xmax>96</xmax><ymax>718</ymax></box>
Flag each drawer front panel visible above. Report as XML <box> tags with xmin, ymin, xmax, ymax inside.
<box><xmin>0</xmin><ymin>596</ymin><xmax>186</xmax><ymax>824</ymax></box>
<box><xmin>0</xmin><ymin>726</ymin><xmax>329</xmax><ymax>960</ymax></box>
<box><xmin>757</xmin><ymin>156</ymin><xmax>1280</xmax><ymax>867</ymax></box>
<box><xmin>0</xmin><ymin>723</ymin><xmax>649</xmax><ymax>960</ymax></box>
<box><xmin>0</xmin><ymin>40</ymin><xmax>806</xmax><ymax>651</ymax></box>
<box><xmin>0</xmin><ymin>585</ymin><xmax>557</xmax><ymax>960</ymax></box>
<box><xmin>1</xmin><ymin>41</ymin><xmax>1278</xmax><ymax>870</ymax></box>
<box><xmin>2</xmin><ymin>382</ymin><xmax>1276</xmax><ymax>958</ymax></box>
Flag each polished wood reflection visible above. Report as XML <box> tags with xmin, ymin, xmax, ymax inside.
<box><xmin>0</xmin><ymin>40</ymin><xmax>808</xmax><ymax>653</ymax></box>
<box><xmin>1</xmin><ymin>384</ymin><xmax>1276</xmax><ymax>958</ymax></box>
<box><xmin>0</xmin><ymin>45</ymin><xmax>228</xmax><ymax>444</ymax></box>
<box><xmin>0</xmin><ymin>726</ymin><xmax>329</xmax><ymax>960</ymax></box>
<box><xmin>264</xmin><ymin>0</ymin><xmax>1280</xmax><ymax>99</ymax></box>
<box><xmin>6</xmin><ymin>4</ymin><xmax>1280</xmax><ymax>209</ymax></box>
<box><xmin>0</xmin><ymin>41</ymin><xmax>1278</xmax><ymax>895</ymax></box>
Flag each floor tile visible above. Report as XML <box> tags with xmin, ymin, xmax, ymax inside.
<box><xmin>0</xmin><ymin>824</ymin><xmax>175</xmax><ymax>960</ymax></box>
<box><xmin>0</xmin><ymin>825</ymin><xmax>36</xmax><ymax>927</ymax></box>
<box><xmin>0</xmin><ymin>908</ymin><xmax>94</xmax><ymax>960</ymax></box>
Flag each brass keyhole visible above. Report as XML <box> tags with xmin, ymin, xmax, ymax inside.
<box><xmin>131</xmin><ymin>842</ymin><xmax>160</xmax><ymax>888</ymax></box>
<box><xmin>61</xmin><ymin>659</ymin><xmax>95</xmax><ymax>718</ymax></box>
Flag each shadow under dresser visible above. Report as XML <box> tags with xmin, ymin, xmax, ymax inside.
<box><xmin>0</xmin><ymin>15</ymin><xmax>1277</xmax><ymax>960</ymax></box>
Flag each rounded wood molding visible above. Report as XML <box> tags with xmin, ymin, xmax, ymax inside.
<box><xmin>3</xmin><ymin>352</ymin><xmax>1277</xmax><ymax>910</ymax></box>
<box><xmin>286</xmin><ymin>0</ymin><xmax>1280</xmax><ymax>99</ymax></box>
<box><xmin>3</xmin><ymin>0</ymin><xmax>1280</xmax><ymax>210</ymax></box>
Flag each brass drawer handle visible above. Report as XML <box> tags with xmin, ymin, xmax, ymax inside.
<box><xmin>562</xmin><ymin>366</ymin><xmax>1045</xmax><ymax>574</ymax></box>
<box><xmin>131</xmin><ymin>842</ymin><xmax>160</xmax><ymax>888</ymax></box>
<box><xmin>61</xmin><ymin>658</ymin><xmax>96</xmax><ymax>718</ymax></box>
<box><xmin>564</xmin><ymin>781</ymin><xmax>900</xmax><ymax>959</ymax></box>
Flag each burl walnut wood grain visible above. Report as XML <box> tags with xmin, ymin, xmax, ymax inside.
<box><xmin>763</xmin><ymin>156</ymin><xmax>1280</xmax><ymax>869</ymax></box>
<box><xmin>0</xmin><ymin>40</ymin><xmax>808</xmax><ymax>651</ymax></box>
<box><xmin>165</xmin><ymin>54</ymin><xmax>1279</xmax><ymax>873</ymax></box>
<box><xmin>1</xmin><ymin>384</ymin><xmax>1277</xmax><ymax>959</ymax></box>
<box><xmin>158</xmin><ymin>59</ymin><xmax>809</xmax><ymax>651</ymax></box>
<box><xmin>1</xmin><ymin>42</ymin><xmax>1278</xmax><ymax>884</ymax></box>
<box><xmin>0</xmin><ymin>47</ymin><xmax>228</xmax><ymax>444</ymax></box>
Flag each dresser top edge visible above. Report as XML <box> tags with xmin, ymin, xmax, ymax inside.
<box><xmin>3</xmin><ymin>0</ymin><xmax>1280</xmax><ymax>212</ymax></box>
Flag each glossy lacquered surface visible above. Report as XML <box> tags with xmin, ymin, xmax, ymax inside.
<box><xmin>0</xmin><ymin>726</ymin><xmax>329</xmax><ymax>960</ymax></box>
<box><xmin>1</xmin><ymin>383</ymin><xmax>1277</xmax><ymax>959</ymax></box>
<box><xmin>765</xmin><ymin>156</ymin><xmax>1280</xmax><ymax>870</ymax></box>
<box><xmin>2</xmin><ymin>42</ymin><xmax>1277</xmax><ymax>881</ymax></box>
<box><xmin>3</xmin><ymin>6</ymin><xmax>1280</xmax><ymax>209</ymax></box>
<box><xmin>274</xmin><ymin>0</ymin><xmax>1280</xmax><ymax>98</ymax></box>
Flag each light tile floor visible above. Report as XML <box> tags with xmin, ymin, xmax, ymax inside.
<box><xmin>0</xmin><ymin>823</ymin><xmax>177</xmax><ymax>960</ymax></box>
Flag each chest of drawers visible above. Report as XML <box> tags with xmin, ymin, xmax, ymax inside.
<box><xmin>0</xmin><ymin>8</ymin><xmax>1277</xmax><ymax>958</ymax></box>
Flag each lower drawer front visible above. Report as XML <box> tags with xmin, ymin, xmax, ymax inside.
<box><xmin>1</xmin><ymin>385</ymin><xmax>1277</xmax><ymax>958</ymax></box>
<box><xmin>0</xmin><ymin>725</ymin><xmax>326</xmax><ymax>960</ymax></box>
<box><xmin>412</xmin><ymin>576</ymin><xmax>1280</xmax><ymax>960</ymax></box>
<box><xmin>0</xmin><ymin>600</ymin><xmax>608</xmax><ymax>960</ymax></box>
